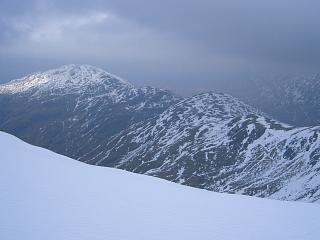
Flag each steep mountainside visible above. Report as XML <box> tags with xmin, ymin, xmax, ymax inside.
<box><xmin>1</xmin><ymin>65</ymin><xmax>319</xmax><ymax>203</ymax></box>
<box><xmin>0</xmin><ymin>64</ymin><xmax>179</xmax><ymax>161</ymax></box>
<box><xmin>2</xmin><ymin>132</ymin><xmax>320</xmax><ymax>240</ymax></box>
<box><xmin>98</xmin><ymin>93</ymin><xmax>320</xmax><ymax>202</ymax></box>
<box><xmin>229</xmin><ymin>74</ymin><xmax>320</xmax><ymax>127</ymax></box>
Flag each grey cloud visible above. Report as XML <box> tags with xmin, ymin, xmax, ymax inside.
<box><xmin>1</xmin><ymin>0</ymin><xmax>320</xmax><ymax>95</ymax></box>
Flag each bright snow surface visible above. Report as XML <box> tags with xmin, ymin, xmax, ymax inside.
<box><xmin>1</xmin><ymin>132</ymin><xmax>319</xmax><ymax>240</ymax></box>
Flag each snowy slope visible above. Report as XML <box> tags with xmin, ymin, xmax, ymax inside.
<box><xmin>1</xmin><ymin>131</ymin><xmax>320</xmax><ymax>240</ymax></box>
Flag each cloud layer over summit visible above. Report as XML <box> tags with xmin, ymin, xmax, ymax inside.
<box><xmin>1</xmin><ymin>0</ymin><xmax>320</xmax><ymax>95</ymax></box>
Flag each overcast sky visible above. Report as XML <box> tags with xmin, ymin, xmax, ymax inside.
<box><xmin>1</xmin><ymin>0</ymin><xmax>320</xmax><ymax>95</ymax></box>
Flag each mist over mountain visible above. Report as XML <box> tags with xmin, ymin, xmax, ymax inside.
<box><xmin>225</xmin><ymin>74</ymin><xmax>320</xmax><ymax>127</ymax></box>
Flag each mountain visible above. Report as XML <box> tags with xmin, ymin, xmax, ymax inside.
<box><xmin>0</xmin><ymin>64</ymin><xmax>179</xmax><ymax>161</ymax></box>
<box><xmin>228</xmin><ymin>74</ymin><xmax>320</xmax><ymax>127</ymax></box>
<box><xmin>0</xmin><ymin>65</ymin><xmax>319</xmax><ymax>203</ymax></box>
<box><xmin>1</xmin><ymin>131</ymin><xmax>320</xmax><ymax>240</ymax></box>
<box><xmin>97</xmin><ymin>92</ymin><xmax>320</xmax><ymax>202</ymax></box>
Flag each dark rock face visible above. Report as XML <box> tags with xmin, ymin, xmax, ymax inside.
<box><xmin>1</xmin><ymin>65</ymin><xmax>320</xmax><ymax>203</ymax></box>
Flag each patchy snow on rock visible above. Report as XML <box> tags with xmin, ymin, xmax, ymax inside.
<box><xmin>100</xmin><ymin>92</ymin><xmax>320</xmax><ymax>203</ymax></box>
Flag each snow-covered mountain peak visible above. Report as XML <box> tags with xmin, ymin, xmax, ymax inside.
<box><xmin>0</xmin><ymin>64</ymin><xmax>133</xmax><ymax>95</ymax></box>
<box><xmin>157</xmin><ymin>92</ymin><xmax>260</xmax><ymax>127</ymax></box>
<box><xmin>188</xmin><ymin>92</ymin><xmax>257</xmax><ymax>116</ymax></box>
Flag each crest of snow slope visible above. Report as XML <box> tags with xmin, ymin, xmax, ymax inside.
<box><xmin>1</xmin><ymin>132</ymin><xmax>320</xmax><ymax>240</ymax></box>
<box><xmin>97</xmin><ymin>92</ymin><xmax>320</xmax><ymax>202</ymax></box>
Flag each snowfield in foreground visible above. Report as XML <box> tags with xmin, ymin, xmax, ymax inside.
<box><xmin>1</xmin><ymin>132</ymin><xmax>320</xmax><ymax>240</ymax></box>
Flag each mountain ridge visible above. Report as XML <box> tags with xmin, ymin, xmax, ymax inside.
<box><xmin>0</xmin><ymin>64</ymin><xmax>180</xmax><ymax>162</ymax></box>
<box><xmin>97</xmin><ymin>92</ymin><xmax>320</xmax><ymax>202</ymax></box>
<box><xmin>0</xmin><ymin>64</ymin><xmax>319</xmax><ymax>203</ymax></box>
